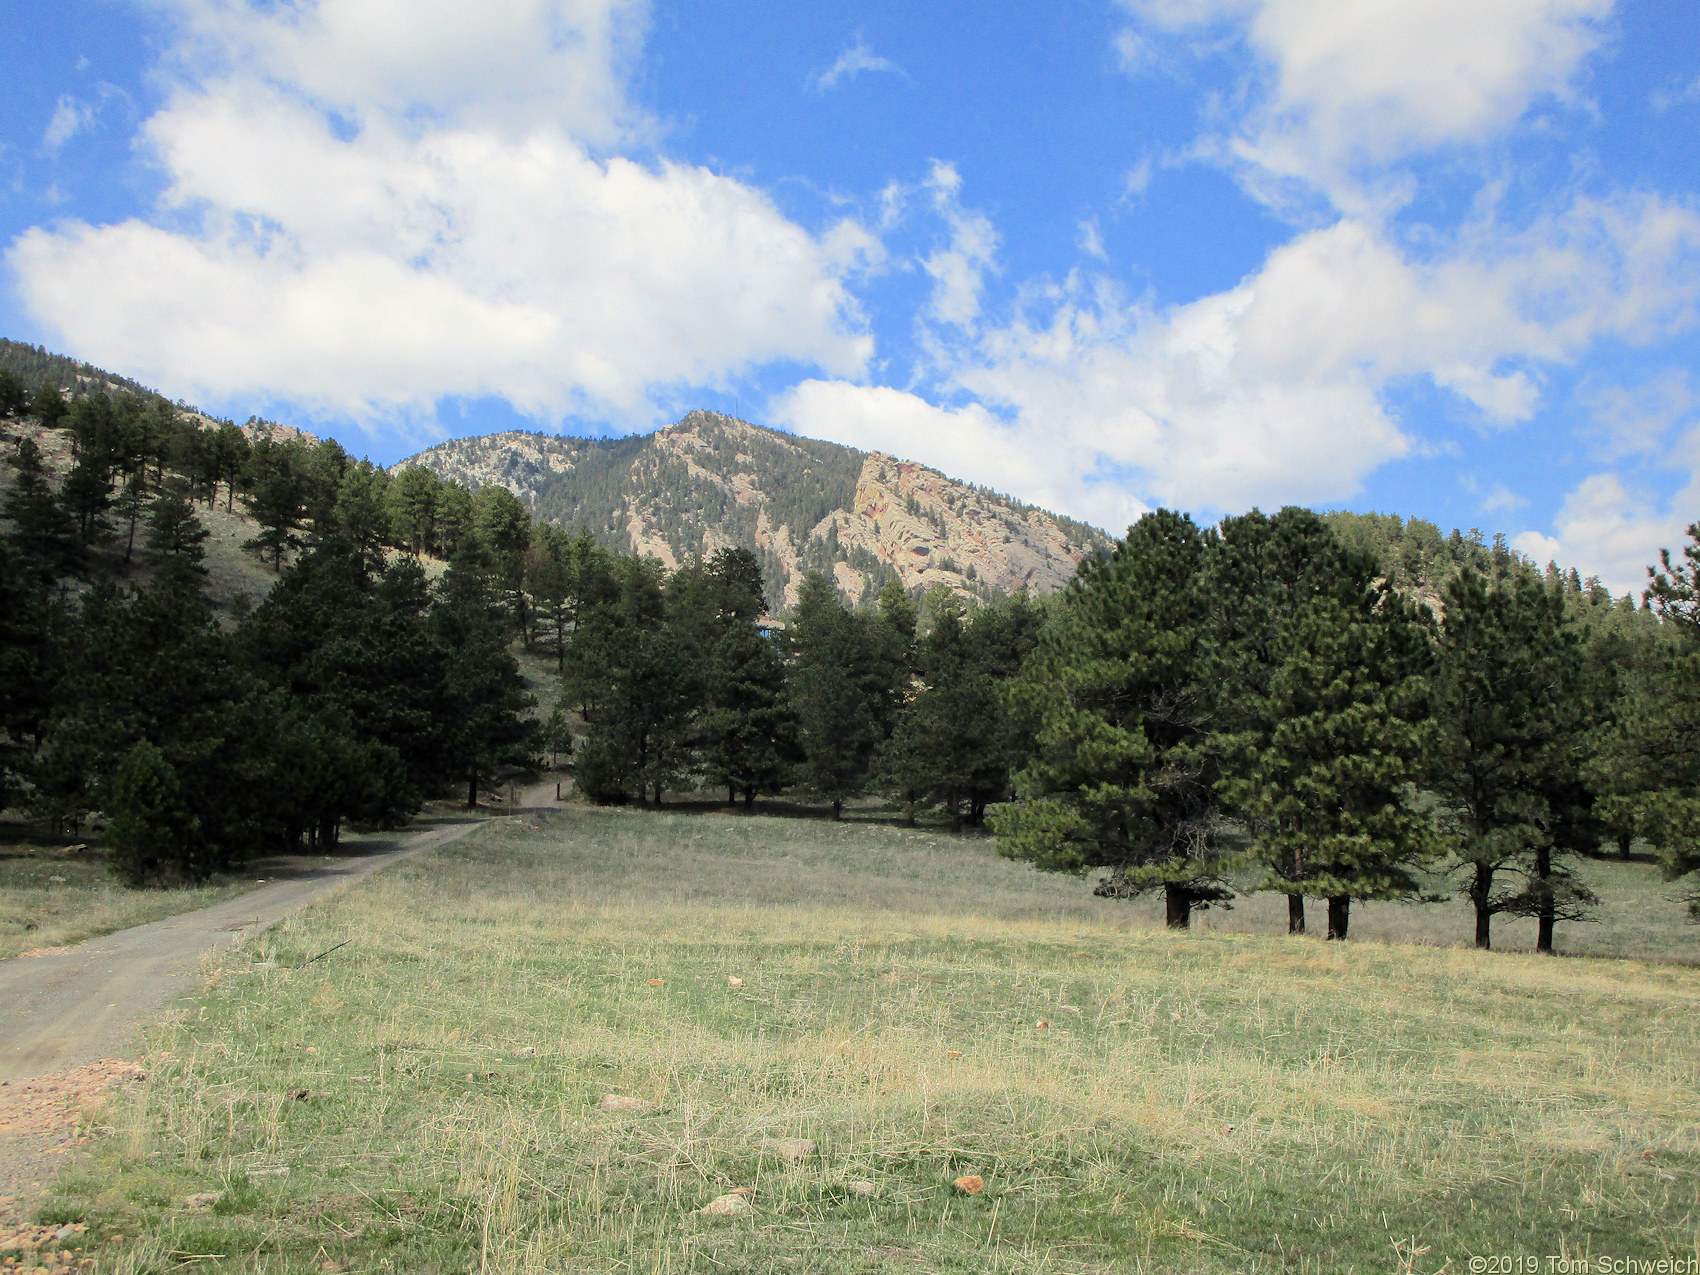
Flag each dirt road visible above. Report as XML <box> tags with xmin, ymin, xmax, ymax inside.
<box><xmin>0</xmin><ymin>816</ymin><xmax>485</xmax><ymax>1216</ymax></box>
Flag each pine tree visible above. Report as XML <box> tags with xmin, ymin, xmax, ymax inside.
<box><xmin>388</xmin><ymin>466</ymin><xmax>441</xmax><ymax>556</ymax></box>
<box><xmin>694</xmin><ymin>549</ymin><xmax>795</xmax><ymax>807</ymax></box>
<box><xmin>787</xmin><ymin>572</ymin><xmax>887</xmax><ymax>819</ymax></box>
<box><xmin>1596</xmin><ymin>523</ymin><xmax>1700</xmax><ymax>916</ymax></box>
<box><xmin>332</xmin><ymin>460</ymin><xmax>394</xmax><ymax>568</ymax></box>
<box><xmin>29</xmin><ymin>383</ymin><xmax>69</xmax><ymax>428</ymax></box>
<box><xmin>1223</xmin><ymin>589</ymin><xmax>1438</xmax><ymax>939</ymax></box>
<box><xmin>108</xmin><ymin>741</ymin><xmax>202</xmax><ymax>886</ymax></box>
<box><xmin>4</xmin><ymin>438</ymin><xmax>82</xmax><ymax>591</ymax></box>
<box><xmin>60</xmin><ymin>453</ymin><xmax>115</xmax><ymax>546</ymax></box>
<box><xmin>1208</xmin><ymin>508</ymin><xmax>1436</xmax><ymax>938</ymax></box>
<box><xmin>562</xmin><ymin>555</ymin><xmax>687</xmax><ymax>804</ymax></box>
<box><xmin>1430</xmin><ymin>570</ymin><xmax>1599</xmax><ymax>951</ymax></box>
<box><xmin>241</xmin><ymin>439</ymin><xmax>311</xmax><ymax>568</ymax></box>
<box><xmin>143</xmin><ymin>481</ymin><xmax>211</xmax><ymax>588</ymax></box>
<box><xmin>0</xmin><ymin>368</ymin><xmax>28</xmax><ymax>417</ymax></box>
<box><xmin>993</xmin><ymin>510</ymin><xmax>1233</xmax><ymax>928</ymax></box>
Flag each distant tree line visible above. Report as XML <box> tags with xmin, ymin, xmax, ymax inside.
<box><xmin>544</xmin><ymin>499</ymin><xmax>1698</xmax><ymax>952</ymax></box>
<box><xmin>2</xmin><ymin>368</ymin><xmax>1696</xmax><ymax>944</ymax></box>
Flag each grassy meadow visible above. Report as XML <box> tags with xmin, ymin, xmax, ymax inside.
<box><xmin>0</xmin><ymin>833</ymin><xmax>252</xmax><ymax>962</ymax></box>
<box><xmin>41</xmin><ymin>809</ymin><xmax>1700</xmax><ymax>1274</ymax></box>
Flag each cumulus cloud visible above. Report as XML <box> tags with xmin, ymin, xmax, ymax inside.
<box><xmin>1122</xmin><ymin>0</ymin><xmax>1611</xmax><ymax>209</ymax></box>
<box><xmin>809</xmin><ymin>36</ymin><xmax>905</xmax><ymax>93</ymax></box>
<box><xmin>1514</xmin><ymin>472</ymin><xmax>1698</xmax><ymax>593</ymax></box>
<box><xmin>782</xmin><ymin>182</ymin><xmax>1700</xmax><ymax>528</ymax></box>
<box><xmin>9</xmin><ymin>0</ymin><xmax>875</xmax><ymax>425</ymax></box>
<box><xmin>919</xmin><ymin>162</ymin><xmax>999</xmax><ymax>330</ymax></box>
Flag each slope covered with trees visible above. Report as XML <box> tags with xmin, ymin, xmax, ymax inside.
<box><xmin>3</xmin><ymin>339</ymin><xmax>1694</xmax><ymax>954</ymax></box>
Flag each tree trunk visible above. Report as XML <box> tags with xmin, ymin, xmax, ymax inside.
<box><xmin>1533</xmin><ymin>844</ymin><xmax>1555</xmax><ymax>953</ymax></box>
<box><xmin>1471</xmin><ymin>861</ymin><xmax>1495</xmax><ymax>950</ymax></box>
<box><xmin>743</xmin><ymin>787</ymin><xmax>755</xmax><ymax>811</ymax></box>
<box><xmin>1326</xmin><ymin>895</ymin><xmax>1350</xmax><ymax>941</ymax></box>
<box><xmin>1164</xmin><ymin>884</ymin><xmax>1192</xmax><ymax>930</ymax></box>
<box><xmin>831</xmin><ymin>799</ymin><xmax>842</xmax><ymax>822</ymax></box>
<box><xmin>467</xmin><ymin>767</ymin><xmax>478</xmax><ymax>810</ymax></box>
<box><xmin>728</xmin><ymin>784</ymin><xmax>736</xmax><ymax>806</ymax></box>
<box><xmin>1617</xmin><ymin>833</ymin><xmax>1632</xmax><ymax>860</ymax></box>
<box><xmin>123</xmin><ymin>488</ymin><xmax>140</xmax><ymax>565</ymax></box>
<box><xmin>1287</xmin><ymin>893</ymin><xmax>1305</xmax><ymax>935</ymax></box>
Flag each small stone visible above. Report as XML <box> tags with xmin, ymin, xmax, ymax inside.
<box><xmin>757</xmin><ymin>1137</ymin><xmax>815</xmax><ymax>1163</ymax></box>
<box><xmin>1057</xmin><ymin>1005</ymin><xmax>1081</xmax><ymax>1014</ymax></box>
<box><xmin>848</xmin><ymin>1180</ymin><xmax>877</xmax><ymax>1196</ymax></box>
<box><xmin>727</xmin><ymin>976</ymin><xmax>743</xmax><ymax>988</ymax></box>
<box><xmin>597</xmin><ymin>1094</ymin><xmax>652</xmax><ymax>1113</ymax></box>
<box><xmin>953</xmin><ymin>1175</ymin><xmax>985</xmax><ymax>1195</ymax></box>
<box><xmin>184</xmin><ymin>1192</ymin><xmax>222</xmax><ymax>1210</ymax></box>
<box><xmin>698</xmin><ymin>1190</ymin><xmax>753</xmax><ymax>1217</ymax></box>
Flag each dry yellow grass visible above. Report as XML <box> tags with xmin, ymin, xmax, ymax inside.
<box><xmin>40</xmin><ymin>808</ymin><xmax>1700</xmax><ymax>1273</ymax></box>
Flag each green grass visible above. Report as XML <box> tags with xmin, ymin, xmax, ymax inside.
<box><xmin>43</xmin><ymin>810</ymin><xmax>1700</xmax><ymax>1274</ymax></box>
<box><xmin>0</xmin><ymin>835</ymin><xmax>254</xmax><ymax>962</ymax></box>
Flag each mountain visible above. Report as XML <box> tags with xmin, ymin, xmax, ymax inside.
<box><xmin>395</xmin><ymin>411</ymin><xmax>1113</xmax><ymax>609</ymax></box>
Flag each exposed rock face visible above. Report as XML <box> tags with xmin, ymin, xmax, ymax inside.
<box><xmin>396</xmin><ymin>411</ymin><xmax>1110</xmax><ymax>609</ymax></box>
<box><xmin>239</xmin><ymin>417</ymin><xmax>321</xmax><ymax>448</ymax></box>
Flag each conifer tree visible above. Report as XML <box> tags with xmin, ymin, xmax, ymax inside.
<box><xmin>1596</xmin><ymin>523</ymin><xmax>1700</xmax><ymax>915</ymax></box>
<box><xmin>788</xmin><ymin>572</ymin><xmax>887</xmax><ymax>819</ymax></box>
<box><xmin>0</xmin><ymin>368</ymin><xmax>29</xmax><ymax>417</ymax></box>
<box><xmin>697</xmin><ymin>549</ymin><xmax>795</xmax><ymax>806</ymax></box>
<box><xmin>1224</xmin><ymin>588</ymin><xmax>1438</xmax><ymax>939</ymax></box>
<box><xmin>4</xmin><ymin>438</ymin><xmax>82</xmax><ymax>591</ymax></box>
<box><xmin>108</xmin><ymin>741</ymin><xmax>201</xmax><ymax>885</ymax></box>
<box><xmin>143</xmin><ymin>481</ymin><xmax>211</xmax><ymax>589</ymax></box>
<box><xmin>29</xmin><ymin>383</ymin><xmax>69</xmax><ymax>429</ymax></box>
<box><xmin>242</xmin><ymin>440</ymin><xmax>308</xmax><ymax>568</ymax></box>
<box><xmin>1430</xmin><ymin>570</ymin><xmax>1599</xmax><ymax>951</ymax></box>
<box><xmin>432</xmin><ymin>563</ymin><xmax>536</xmax><ymax>808</ymax></box>
<box><xmin>1208</xmin><ymin>508</ymin><xmax>1436</xmax><ymax>938</ymax></box>
<box><xmin>993</xmin><ymin>510</ymin><xmax>1233</xmax><ymax>928</ymax></box>
<box><xmin>563</xmin><ymin>555</ymin><xmax>687</xmax><ymax>804</ymax></box>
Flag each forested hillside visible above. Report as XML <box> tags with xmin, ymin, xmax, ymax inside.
<box><xmin>397</xmin><ymin>411</ymin><xmax>1111</xmax><ymax>612</ymax></box>
<box><xmin>3</xmin><ymin>338</ymin><xmax>1695</xmax><ymax>954</ymax></box>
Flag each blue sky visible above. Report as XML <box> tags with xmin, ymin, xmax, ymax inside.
<box><xmin>3</xmin><ymin>0</ymin><xmax>1698</xmax><ymax>589</ymax></box>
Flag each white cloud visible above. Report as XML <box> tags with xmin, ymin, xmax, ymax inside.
<box><xmin>920</xmin><ymin>162</ymin><xmax>998</xmax><ymax>330</ymax></box>
<box><xmin>9</xmin><ymin>0</ymin><xmax>875</xmax><ymax>425</ymax></box>
<box><xmin>1078</xmin><ymin>219</ymin><xmax>1108</xmax><ymax>260</ymax></box>
<box><xmin>1577</xmin><ymin>369</ymin><xmax>1695</xmax><ymax>460</ymax></box>
<box><xmin>43</xmin><ymin>96</ymin><xmax>97</xmax><ymax>151</ymax></box>
<box><xmin>809</xmin><ymin>36</ymin><xmax>904</xmax><ymax>93</ymax></box>
<box><xmin>768</xmin><ymin>381</ymin><xmax>1146</xmax><ymax>526</ymax></box>
<box><xmin>1479</xmin><ymin>481</ymin><xmax>1528</xmax><ymax>514</ymax></box>
<box><xmin>162</xmin><ymin>0</ymin><xmax>648</xmax><ymax>145</ymax></box>
<box><xmin>1651</xmin><ymin>76</ymin><xmax>1700</xmax><ymax>113</ymax></box>
<box><xmin>1514</xmin><ymin>472</ymin><xmax>1696</xmax><ymax>593</ymax></box>
<box><xmin>1114</xmin><ymin>29</ymin><xmax>1156</xmax><ymax>75</ymax></box>
<box><xmin>1123</xmin><ymin>0</ymin><xmax>1612</xmax><ymax>208</ymax></box>
<box><xmin>779</xmin><ymin>180</ymin><xmax>1700</xmax><ymax>529</ymax></box>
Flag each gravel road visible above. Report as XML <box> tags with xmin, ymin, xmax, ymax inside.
<box><xmin>0</xmin><ymin>815</ymin><xmax>486</xmax><ymax>1217</ymax></box>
